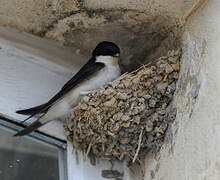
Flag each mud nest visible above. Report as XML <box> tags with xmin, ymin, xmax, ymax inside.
<box><xmin>65</xmin><ymin>49</ymin><xmax>181</xmax><ymax>164</ymax></box>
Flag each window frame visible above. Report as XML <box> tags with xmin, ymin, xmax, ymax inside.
<box><xmin>0</xmin><ymin>115</ymin><xmax>68</xmax><ymax>180</ymax></box>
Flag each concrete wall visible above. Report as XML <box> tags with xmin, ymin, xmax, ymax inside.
<box><xmin>144</xmin><ymin>0</ymin><xmax>220</xmax><ymax>179</ymax></box>
<box><xmin>0</xmin><ymin>0</ymin><xmax>201</xmax><ymax>71</ymax></box>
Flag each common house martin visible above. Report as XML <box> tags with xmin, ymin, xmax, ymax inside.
<box><xmin>15</xmin><ymin>41</ymin><xmax>121</xmax><ymax>136</ymax></box>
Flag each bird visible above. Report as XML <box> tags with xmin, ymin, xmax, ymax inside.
<box><xmin>14</xmin><ymin>41</ymin><xmax>121</xmax><ymax>136</ymax></box>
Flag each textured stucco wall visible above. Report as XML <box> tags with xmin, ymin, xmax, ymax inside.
<box><xmin>143</xmin><ymin>0</ymin><xmax>220</xmax><ymax>179</ymax></box>
<box><xmin>0</xmin><ymin>0</ymin><xmax>200</xmax><ymax>71</ymax></box>
<box><xmin>0</xmin><ymin>0</ymin><xmax>197</xmax><ymax>33</ymax></box>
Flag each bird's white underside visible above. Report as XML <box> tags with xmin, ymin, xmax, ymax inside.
<box><xmin>41</xmin><ymin>55</ymin><xmax>121</xmax><ymax>124</ymax></box>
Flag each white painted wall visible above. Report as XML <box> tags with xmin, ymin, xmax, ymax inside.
<box><xmin>67</xmin><ymin>141</ymin><xmax>129</xmax><ymax>180</ymax></box>
<box><xmin>0</xmin><ymin>26</ymin><xmax>85</xmax><ymax>140</ymax></box>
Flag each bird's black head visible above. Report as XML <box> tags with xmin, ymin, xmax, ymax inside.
<box><xmin>92</xmin><ymin>41</ymin><xmax>120</xmax><ymax>58</ymax></box>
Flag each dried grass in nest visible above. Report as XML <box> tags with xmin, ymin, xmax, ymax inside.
<box><xmin>65</xmin><ymin>49</ymin><xmax>181</xmax><ymax>164</ymax></box>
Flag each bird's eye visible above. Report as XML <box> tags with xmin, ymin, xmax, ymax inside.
<box><xmin>113</xmin><ymin>53</ymin><xmax>120</xmax><ymax>58</ymax></box>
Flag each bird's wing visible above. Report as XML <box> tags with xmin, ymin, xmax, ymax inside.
<box><xmin>16</xmin><ymin>59</ymin><xmax>105</xmax><ymax>121</ymax></box>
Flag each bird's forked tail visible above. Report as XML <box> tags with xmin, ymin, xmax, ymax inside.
<box><xmin>14</xmin><ymin>120</ymin><xmax>44</xmax><ymax>136</ymax></box>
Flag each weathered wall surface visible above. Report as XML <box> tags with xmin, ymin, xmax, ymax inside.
<box><xmin>143</xmin><ymin>0</ymin><xmax>220</xmax><ymax>179</ymax></box>
<box><xmin>0</xmin><ymin>0</ymin><xmax>196</xmax><ymax>34</ymax></box>
<box><xmin>0</xmin><ymin>0</ymin><xmax>200</xmax><ymax>71</ymax></box>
